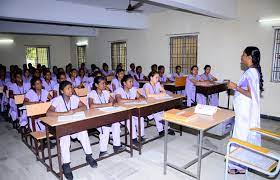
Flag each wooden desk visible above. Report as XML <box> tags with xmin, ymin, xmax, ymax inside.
<box><xmin>163</xmin><ymin>107</ymin><xmax>235</xmax><ymax>180</ymax></box>
<box><xmin>195</xmin><ymin>82</ymin><xmax>228</xmax><ymax>105</ymax></box>
<box><xmin>119</xmin><ymin>94</ymin><xmax>184</xmax><ymax>155</ymax></box>
<box><xmin>163</xmin><ymin>82</ymin><xmax>185</xmax><ymax>94</ymax></box>
<box><xmin>41</xmin><ymin>107</ymin><xmax>134</xmax><ymax>180</ymax></box>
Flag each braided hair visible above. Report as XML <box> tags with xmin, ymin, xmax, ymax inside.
<box><xmin>244</xmin><ymin>46</ymin><xmax>264</xmax><ymax>94</ymax></box>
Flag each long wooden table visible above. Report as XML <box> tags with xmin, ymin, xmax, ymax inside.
<box><xmin>119</xmin><ymin>94</ymin><xmax>184</xmax><ymax>155</ymax></box>
<box><xmin>40</xmin><ymin>107</ymin><xmax>134</xmax><ymax>180</ymax></box>
<box><xmin>163</xmin><ymin>107</ymin><xmax>235</xmax><ymax>180</ymax></box>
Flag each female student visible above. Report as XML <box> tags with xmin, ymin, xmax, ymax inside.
<box><xmin>9</xmin><ymin>71</ymin><xmax>31</xmax><ymax>122</ymax></box>
<box><xmin>115</xmin><ymin>75</ymin><xmax>146</xmax><ymax>145</ymax></box>
<box><xmin>143</xmin><ymin>71</ymin><xmax>175</xmax><ymax>136</ymax></box>
<box><xmin>200</xmin><ymin>65</ymin><xmax>219</xmax><ymax>106</ymax></box>
<box><xmin>151</xmin><ymin>64</ymin><xmax>158</xmax><ymax>72</ymax></box>
<box><xmin>88</xmin><ymin>76</ymin><xmax>125</xmax><ymax>158</ymax></box>
<box><xmin>227</xmin><ymin>46</ymin><xmax>263</xmax><ymax>174</ymax></box>
<box><xmin>77</xmin><ymin>68</ymin><xmax>89</xmax><ymax>84</ymax></box>
<box><xmin>101</xmin><ymin>63</ymin><xmax>114</xmax><ymax>77</ymax></box>
<box><xmin>170</xmin><ymin>65</ymin><xmax>184</xmax><ymax>82</ymax></box>
<box><xmin>21</xmin><ymin>77</ymin><xmax>52</xmax><ymax>131</ymax></box>
<box><xmin>133</xmin><ymin>66</ymin><xmax>147</xmax><ymax>88</ymax></box>
<box><xmin>158</xmin><ymin>65</ymin><xmax>168</xmax><ymax>83</ymax></box>
<box><xmin>53</xmin><ymin>72</ymin><xmax>67</xmax><ymax>97</ymax></box>
<box><xmin>67</xmin><ymin>69</ymin><xmax>82</xmax><ymax>88</ymax></box>
<box><xmin>110</xmin><ymin>69</ymin><xmax>125</xmax><ymax>92</ymax></box>
<box><xmin>22</xmin><ymin>68</ymin><xmax>32</xmax><ymax>83</ymax></box>
<box><xmin>127</xmin><ymin>63</ymin><xmax>136</xmax><ymax>76</ymax></box>
<box><xmin>47</xmin><ymin>80</ymin><xmax>97</xmax><ymax>180</ymax></box>
<box><xmin>42</xmin><ymin>70</ymin><xmax>57</xmax><ymax>92</ymax></box>
<box><xmin>52</xmin><ymin>66</ymin><xmax>58</xmax><ymax>82</ymax></box>
<box><xmin>185</xmin><ymin>65</ymin><xmax>206</xmax><ymax>107</ymax></box>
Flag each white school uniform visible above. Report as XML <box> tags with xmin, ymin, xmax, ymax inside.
<box><xmin>51</xmin><ymin>74</ymin><xmax>57</xmax><ymax>82</ymax></box>
<box><xmin>133</xmin><ymin>73</ymin><xmax>145</xmax><ymax>88</ymax></box>
<box><xmin>67</xmin><ymin>77</ymin><xmax>81</xmax><ymax>88</ymax></box>
<box><xmin>114</xmin><ymin>87</ymin><xmax>145</xmax><ymax>139</ymax></box>
<box><xmin>53</xmin><ymin>83</ymin><xmax>60</xmax><ymax>97</ymax></box>
<box><xmin>110</xmin><ymin>78</ymin><xmax>122</xmax><ymax>92</ymax></box>
<box><xmin>200</xmin><ymin>73</ymin><xmax>219</xmax><ymax>106</ymax></box>
<box><xmin>159</xmin><ymin>74</ymin><xmax>167</xmax><ymax>83</ymax></box>
<box><xmin>185</xmin><ymin>74</ymin><xmax>206</xmax><ymax>106</ymax></box>
<box><xmin>9</xmin><ymin>83</ymin><xmax>31</xmax><ymax>121</ymax></box>
<box><xmin>169</xmin><ymin>72</ymin><xmax>184</xmax><ymax>82</ymax></box>
<box><xmin>22</xmin><ymin>76</ymin><xmax>32</xmax><ymax>84</ymax></box>
<box><xmin>77</xmin><ymin>75</ymin><xmax>89</xmax><ymax>84</ymax></box>
<box><xmin>0</xmin><ymin>79</ymin><xmax>8</xmax><ymax>112</ymax></box>
<box><xmin>51</xmin><ymin>95</ymin><xmax>92</xmax><ymax>164</ymax></box>
<box><xmin>101</xmin><ymin>69</ymin><xmax>113</xmax><ymax>77</ymax></box>
<box><xmin>143</xmin><ymin>82</ymin><xmax>164</xmax><ymax>132</ymax></box>
<box><xmin>127</xmin><ymin>70</ymin><xmax>136</xmax><ymax>77</ymax></box>
<box><xmin>21</xmin><ymin>89</ymin><xmax>49</xmax><ymax>130</ymax></box>
<box><xmin>42</xmin><ymin>79</ymin><xmax>57</xmax><ymax>92</ymax></box>
<box><xmin>88</xmin><ymin>90</ymin><xmax>121</xmax><ymax>152</ymax></box>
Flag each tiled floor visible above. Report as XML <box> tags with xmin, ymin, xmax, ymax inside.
<box><xmin>0</xmin><ymin>114</ymin><xmax>279</xmax><ymax>180</ymax></box>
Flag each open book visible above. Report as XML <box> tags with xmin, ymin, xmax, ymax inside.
<box><xmin>124</xmin><ymin>101</ymin><xmax>147</xmax><ymax>105</ymax></box>
<box><xmin>58</xmin><ymin>111</ymin><xmax>86</xmax><ymax>122</ymax></box>
<box><xmin>97</xmin><ymin>106</ymin><xmax>126</xmax><ymax>113</ymax></box>
<box><xmin>194</xmin><ymin>104</ymin><xmax>218</xmax><ymax>116</ymax></box>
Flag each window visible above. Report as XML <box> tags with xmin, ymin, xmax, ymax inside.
<box><xmin>170</xmin><ymin>35</ymin><xmax>198</xmax><ymax>74</ymax></box>
<box><xmin>272</xmin><ymin>28</ymin><xmax>280</xmax><ymax>82</ymax></box>
<box><xmin>111</xmin><ymin>41</ymin><xmax>127</xmax><ymax>70</ymax></box>
<box><xmin>77</xmin><ymin>45</ymin><xmax>86</xmax><ymax>67</ymax></box>
<box><xmin>26</xmin><ymin>46</ymin><xmax>50</xmax><ymax>67</ymax></box>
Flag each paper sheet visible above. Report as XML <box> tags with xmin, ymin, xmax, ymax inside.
<box><xmin>154</xmin><ymin>96</ymin><xmax>172</xmax><ymax>100</ymax></box>
<box><xmin>97</xmin><ymin>106</ymin><xmax>126</xmax><ymax>113</ymax></box>
<box><xmin>124</xmin><ymin>101</ymin><xmax>147</xmax><ymax>105</ymax></box>
<box><xmin>58</xmin><ymin>111</ymin><xmax>86</xmax><ymax>122</ymax></box>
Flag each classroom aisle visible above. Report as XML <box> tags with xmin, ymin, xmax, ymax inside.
<box><xmin>0</xmin><ymin>114</ymin><xmax>279</xmax><ymax>180</ymax></box>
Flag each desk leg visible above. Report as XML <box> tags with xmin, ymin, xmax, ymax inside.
<box><xmin>197</xmin><ymin>130</ymin><xmax>204</xmax><ymax>180</ymax></box>
<box><xmin>129</xmin><ymin>113</ymin><xmax>133</xmax><ymax>157</ymax></box>
<box><xmin>46</xmin><ymin>126</ymin><xmax>52</xmax><ymax>172</ymax></box>
<box><xmin>56</xmin><ymin>136</ymin><xmax>63</xmax><ymax>180</ymax></box>
<box><xmin>163</xmin><ymin>121</ymin><xmax>168</xmax><ymax>175</ymax></box>
<box><xmin>124</xmin><ymin>119</ymin><xmax>127</xmax><ymax>146</ymax></box>
<box><xmin>138</xmin><ymin>113</ymin><xmax>142</xmax><ymax>155</ymax></box>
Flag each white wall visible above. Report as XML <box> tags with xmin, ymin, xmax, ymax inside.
<box><xmin>0</xmin><ymin>34</ymin><xmax>72</xmax><ymax>68</ymax></box>
<box><xmin>87</xmin><ymin>0</ymin><xmax>280</xmax><ymax>117</ymax></box>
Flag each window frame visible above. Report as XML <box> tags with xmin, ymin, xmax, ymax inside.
<box><xmin>110</xmin><ymin>41</ymin><xmax>127</xmax><ymax>71</ymax></box>
<box><xmin>271</xmin><ymin>28</ymin><xmax>280</xmax><ymax>82</ymax></box>
<box><xmin>77</xmin><ymin>45</ymin><xmax>87</xmax><ymax>67</ymax></box>
<box><xmin>25</xmin><ymin>45</ymin><xmax>51</xmax><ymax>67</ymax></box>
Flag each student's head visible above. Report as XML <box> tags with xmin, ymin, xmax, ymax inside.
<box><xmin>148</xmin><ymin>71</ymin><xmax>159</xmax><ymax>84</ymax></box>
<box><xmin>79</xmin><ymin>68</ymin><xmax>85</xmax><ymax>77</ymax></box>
<box><xmin>190</xmin><ymin>65</ymin><xmax>198</xmax><ymax>75</ymax></box>
<box><xmin>14</xmin><ymin>71</ymin><xmax>23</xmax><ymax>84</ymax></box>
<box><xmin>151</xmin><ymin>64</ymin><xmax>157</xmax><ymax>72</ymax></box>
<box><xmin>158</xmin><ymin>65</ymin><xmax>165</xmax><ymax>74</ymax></box>
<box><xmin>28</xmin><ymin>63</ymin><xmax>33</xmax><ymax>69</ymax></box>
<box><xmin>116</xmin><ymin>69</ymin><xmax>125</xmax><ymax>80</ymax></box>
<box><xmin>57</xmin><ymin>72</ymin><xmax>66</xmax><ymax>83</ymax></box>
<box><xmin>243</xmin><ymin>46</ymin><xmax>263</xmax><ymax>93</ymax></box>
<box><xmin>136</xmin><ymin>66</ymin><xmax>142</xmax><ymax>74</ymax></box>
<box><xmin>93</xmin><ymin>76</ymin><xmax>106</xmax><ymax>91</ymax></box>
<box><xmin>24</xmin><ymin>68</ymin><xmax>30</xmax><ymax>77</ymax></box>
<box><xmin>59</xmin><ymin>80</ymin><xmax>73</xmax><ymax>96</ymax></box>
<box><xmin>57</xmin><ymin>68</ymin><xmax>65</xmax><ymax>74</ymax></box>
<box><xmin>121</xmin><ymin>75</ymin><xmax>134</xmax><ymax>89</ymax></box>
<box><xmin>53</xmin><ymin>66</ymin><xmax>58</xmax><ymax>75</ymax></box>
<box><xmin>66</xmin><ymin>65</ymin><xmax>71</xmax><ymax>74</ymax></box>
<box><xmin>30</xmin><ymin>77</ymin><xmax>43</xmax><ymax>91</ymax></box>
<box><xmin>175</xmin><ymin>66</ymin><xmax>182</xmax><ymax>73</ymax></box>
<box><xmin>70</xmin><ymin>68</ymin><xmax>77</xmax><ymax>78</ymax></box>
<box><xmin>81</xmin><ymin>62</ymin><xmax>85</xmax><ymax>68</ymax></box>
<box><xmin>102</xmin><ymin>63</ymin><xmax>109</xmax><ymax>71</ymax></box>
<box><xmin>91</xmin><ymin>64</ymin><xmax>96</xmax><ymax>70</ymax></box>
<box><xmin>130</xmin><ymin>63</ymin><xmax>135</xmax><ymax>70</ymax></box>
<box><xmin>37</xmin><ymin>64</ymin><xmax>41</xmax><ymax>69</ymax></box>
<box><xmin>43</xmin><ymin>70</ymin><xmax>52</xmax><ymax>80</ymax></box>
<box><xmin>34</xmin><ymin>69</ymin><xmax>41</xmax><ymax>78</ymax></box>
<box><xmin>23</xmin><ymin>64</ymin><xmax>27</xmax><ymax>70</ymax></box>
<box><xmin>93</xmin><ymin>71</ymin><xmax>102</xmax><ymax>78</ymax></box>
<box><xmin>204</xmin><ymin>65</ymin><xmax>211</xmax><ymax>74</ymax></box>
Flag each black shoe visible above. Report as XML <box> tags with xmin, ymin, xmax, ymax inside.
<box><xmin>132</xmin><ymin>138</ymin><xmax>139</xmax><ymax>146</ymax></box>
<box><xmin>99</xmin><ymin>151</ymin><xmax>108</xmax><ymax>158</ymax></box>
<box><xmin>86</xmin><ymin>154</ymin><xmax>98</xmax><ymax>168</ymax></box>
<box><xmin>113</xmin><ymin>145</ymin><xmax>126</xmax><ymax>153</ymax></box>
<box><xmin>159</xmin><ymin>130</ymin><xmax>164</xmax><ymax>136</ymax></box>
<box><xmin>62</xmin><ymin>163</ymin><xmax>73</xmax><ymax>180</ymax></box>
<box><xmin>168</xmin><ymin>129</ymin><xmax>175</xmax><ymax>136</ymax></box>
<box><xmin>139</xmin><ymin>136</ymin><xmax>147</xmax><ymax>143</ymax></box>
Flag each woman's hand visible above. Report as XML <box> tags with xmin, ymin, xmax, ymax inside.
<box><xmin>227</xmin><ymin>82</ymin><xmax>237</xmax><ymax>90</ymax></box>
<box><xmin>65</xmin><ymin>110</ymin><xmax>74</xmax><ymax>115</ymax></box>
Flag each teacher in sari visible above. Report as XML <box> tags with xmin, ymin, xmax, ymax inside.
<box><xmin>227</xmin><ymin>46</ymin><xmax>264</xmax><ymax>174</ymax></box>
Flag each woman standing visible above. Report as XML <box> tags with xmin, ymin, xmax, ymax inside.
<box><xmin>227</xmin><ymin>46</ymin><xmax>264</xmax><ymax>174</ymax></box>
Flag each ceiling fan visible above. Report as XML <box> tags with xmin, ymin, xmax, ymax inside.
<box><xmin>106</xmin><ymin>0</ymin><xmax>144</xmax><ymax>13</ymax></box>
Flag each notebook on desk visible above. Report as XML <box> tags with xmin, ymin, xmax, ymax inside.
<box><xmin>164</xmin><ymin>109</ymin><xmax>195</xmax><ymax>122</ymax></box>
<box><xmin>58</xmin><ymin>111</ymin><xmax>86</xmax><ymax>122</ymax></box>
<box><xmin>124</xmin><ymin>101</ymin><xmax>147</xmax><ymax>105</ymax></box>
<box><xmin>97</xmin><ymin>106</ymin><xmax>126</xmax><ymax>113</ymax></box>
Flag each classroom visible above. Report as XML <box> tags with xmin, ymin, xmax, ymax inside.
<box><xmin>0</xmin><ymin>0</ymin><xmax>279</xmax><ymax>180</ymax></box>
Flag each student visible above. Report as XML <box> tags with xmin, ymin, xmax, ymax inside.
<box><xmin>77</xmin><ymin>68</ymin><xmax>89</xmax><ymax>84</ymax></box>
<box><xmin>133</xmin><ymin>66</ymin><xmax>147</xmax><ymax>88</ymax></box>
<box><xmin>158</xmin><ymin>65</ymin><xmax>168</xmax><ymax>83</ymax></box>
<box><xmin>200</xmin><ymin>65</ymin><xmax>219</xmax><ymax>106</ymax></box>
<box><xmin>42</xmin><ymin>70</ymin><xmax>57</xmax><ymax>92</ymax></box>
<box><xmin>101</xmin><ymin>63</ymin><xmax>114</xmax><ymax>77</ymax></box>
<box><xmin>151</xmin><ymin>64</ymin><xmax>157</xmax><ymax>72</ymax></box>
<box><xmin>33</xmin><ymin>69</ymin><xmax>42</xmax><ymax>79</ymax></box>
<box><xmin>143</xmin><ymin>71</ymin><xmax>175</xmax><ymax>136</ymax></box>
<box><xmin>127</xmin><ymin>63</ymin><xmax>136</xmax><ymax>76</ymax></box>
<box><xmin>170</xmin><ymin>65</ymin><xmax>184</xmax><ymax>82</ymax></box>
<box><xmin>53</xmin><ymin>72</ymin><xmax>67</xmax><ymax>97</ymax></box>
<box><xmin>185</xmin><ymin>65</ymin><xmax>206</xmax><ymax>106</ymax></box>
<box><xmin>47</xmin><ymin>80</ymin><xmax>97</xmax><ymax>180</ymax></box>
<box><xmin>115</xmin><ymin>75</ymin><xmax>146</xmax><ymax>145</ymax></box>
<box><xmin>67</xmin><ymin>69</ymin><xmax>82</xmax><ymax>88</ymax></box>
<box><xmin>9</xmin><ymin>71</ymin><xmax>31</xmax><ymax>122</ymax></box>
<box><xmin>110</xmin><ymin>69</ymin><xmax>125</xmax><ymax>92</ymax></box>
<box><xmin>22</xmin><ymin>68</ymin><xmax>32</xmax><ymax>83</ymax></box>
<box><xmin>22</xmin><ymin>77</ymin><xmax>52</xmax><ymax>131</ymax></box>
<box><xmin>52</xmin><ymin>66</ymin><xmax>58</xmax><ymax>82</ymax></box>
<box><xmin>227</xmin><ymin>47</ymin><xmax>263</xmax><ymax>174</ymax></box>
<box><xmin>88</xmin><ymin>76</ymin><xmax>125</xmax><ymax>157</ymax></box>
<box><xmin>65</xmin><ymin>64</ymin><xmax>71</xmax><ymax>79</ymax></box>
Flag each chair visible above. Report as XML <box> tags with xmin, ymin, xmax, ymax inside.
<box><xmin>13</xmin><ymin>94</ymin><xmax>25</xmax><ymax>130</ymax></box>
<box><xmin>224</xmin><ymin>128</ymin><xmax>280</xmax><ymax>180</ymax></box>
<box><xmin>175</xmin><ymin>76</ymin><xmax>186</xmax><ymax>87</ymax></box>
<box><xmin>74</xmin><ymin>88</ymin><xmax>88</xmax><ymax>97</ymax></box>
